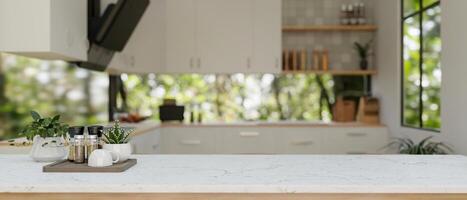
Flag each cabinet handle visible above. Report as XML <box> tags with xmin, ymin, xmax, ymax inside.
<box><xmin>247</xmin><ymin>57</ymin><xmax>251</xmax><ymax>68</ymax></box>
<box><xmin>180</xmin><ymin>140</ymin><xmax>201</xmax><ymax>145</ymax></box>
<box><xmin>291</xmin><ymin>140</ymin><xmax>314</xmax><ymax>146</ymax></box>
<box><xmin>197</xmin><ymin>58</ymin><xmax>201</xmax><ymax>68</ymax></box>
<box><xmin>346</xmin><ymin>151</ymin><xmax>368</xmax><ymax>155</ymax></box>
<box><xmin>347</xmin><ymin>132</ymin><xmax>368</xmax><ymax>137</ymax></box>
<box><xmin>190</xmin><ymin>57</ymin><xmax>194</xmax><ymax>68</ymax></box>
<box><xmin>239</xmin><ymin>132</ymin><xmax>260</xmax><ymax>137</ymax></box>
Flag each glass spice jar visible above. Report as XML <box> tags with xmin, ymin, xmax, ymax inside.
<box><xmin>86</xmin><ymin>135</ymin><xmax>99</xmax><ymax>160</ymax></box>
<box><xmin>68</xmin><ymin>126</ymin><xmax>84</xmax><ymax>162</ymax></box>
<box><xmin>74</xmin><ymin>135</ymin><xmax>86</xmax><ymax>163</ymax></box>
<box><xmin>88</xmin><ymin>126</ymin><xmax>104</xmax><ymax>149</ymax></box>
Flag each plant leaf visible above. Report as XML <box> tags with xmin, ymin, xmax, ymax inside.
<box><xmin>30</xmin><ymin>111</ymin><xmax>41</xmax><ymax>121</ymax></box>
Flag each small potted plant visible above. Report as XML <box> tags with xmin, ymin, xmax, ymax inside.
<box><xmin>354</xmin><ymin>40</ymin><xmax>373</xmax><ymax>70</ymax></box>
<box><xmin>386</xmin><ymin>136</ymin><xmax>453</xmax><ymax>154</ymax></box>
<box><xmin>103</xmin><ymin>120</ymin><xmax>133</xmax><ymax>162</ymax></box>
<box><xmin>21</xmin><ymin>111</ymin><xmax>69</xmax><ymax>162</ymax></box>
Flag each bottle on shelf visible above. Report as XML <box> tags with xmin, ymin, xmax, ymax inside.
<box><xmin>291</xmin><ymin>49</ymin><xmax>298</xmax><ymax>71</ymax></box>
<box><xmin>321</xmin><ymin>50</ymin><xmax>329</xmax><ymax>71</ymax></box>
<box><xmin>300</xmin><ymin>49</ymin><xmax>307</xmax><ymax>71</ymax></box>
<box><xmin>312</xmin><ymin>49</ymin><xmax>321</xmax><ymax>70</ymax></box>
<box><xmin>358</xmin><ymin>2</ymin><xmax>367</xmax><ymax>25</ymax></box>
<box><xmin>282</xmin><ymin>50</ymin><xmax>288</xmax><ymax>71</ymax></box>
<box><xmin>340</xmin><ymin>4</ymin><xmax>349</xmax><ymax>25</ymax></box>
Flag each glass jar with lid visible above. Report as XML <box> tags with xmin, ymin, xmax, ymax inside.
<box><xmin>68</xmin><ymin>126</ymin><xmax>84</xmax><ymax>162</ymax></box>
<box><xmin>88</xmin><ymin>126</ymin><xmax>104</xmax><ymax>149</ymax></box>
<box><xmin>86</xmin><ymin>135</ymin><xmax>99</xmax><ymax>160</ymax></box>
<box><xmin>74</xmin><ymin>135</ymin><xmax>86</xmax><ymax>163</ymax></box>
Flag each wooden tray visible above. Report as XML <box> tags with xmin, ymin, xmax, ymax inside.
<box><xmin>43</xmin><ymin>159</ymin><xmax>137</xmax><ymax>173</ymax></box>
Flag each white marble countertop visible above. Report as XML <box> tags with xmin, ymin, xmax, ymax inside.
<box><xmin>2</xmin><ymin>155</ymin><xmax>467</xmax><ymax>194</ymax></box>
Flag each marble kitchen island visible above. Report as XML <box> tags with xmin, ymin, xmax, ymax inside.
<box><xmin>1</xmin><ymin>155</ymin><xmax>467</xmax><ymax>200</ymax></box>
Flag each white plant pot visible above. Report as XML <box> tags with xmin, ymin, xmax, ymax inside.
<box><xmin>103</xmin><ymin>143</ymin><xmax>132</xmax><ymax>163</ymax></box>
<box><xmin>30</xmin><ymin>135</ymin><xmax>67</xmax><ymax>162</ymax></box>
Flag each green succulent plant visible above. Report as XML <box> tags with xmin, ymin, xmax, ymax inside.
<box><xmin>20</xmin><ymin>111</ymin><xmax>69</xmax><ymax>141</ymax></box>
<box><xmin>387</xmin><ymin>136</ymin><xmax>453</xmax><ymax>155</ymax></box>
<box><xmin>103</xmin><ymin>120</ymin><xmax>132</xmax><ymax>144</ymax></box>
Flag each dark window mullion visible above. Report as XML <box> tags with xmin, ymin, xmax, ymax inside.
<box><xmin>418</xmin><ymin>0</ymin><xmax>424</xmax><ymax>128</ymax></box>
<box><xmin>403</xmin><ymin>1</ymin><xmax>440</xmax><ymax>20</ymax></box>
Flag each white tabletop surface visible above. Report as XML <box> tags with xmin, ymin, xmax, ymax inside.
<box><xmin>1</xmin><ymin>154</ymin><xmax>467</xmax><ymax>193</ymax></box>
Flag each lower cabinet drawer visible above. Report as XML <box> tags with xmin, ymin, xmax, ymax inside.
<box><xmin>322</xmin><ymin>128</ymin><xmax>389</xmax><ymax>154</ymax></box>
<box><xmin>218</xmin><ymin>128</ymin><xmax>278</xmax><ymax>154</ymax></box>
<box><xmin>280</xmin><ymin>129</ymin><xmax>323</xmax><ymax>154</ymax></box>
<box><xmin>160</xmin><ymin>128</ymin><xmax>218</xmax><ymax>154</ymax></box>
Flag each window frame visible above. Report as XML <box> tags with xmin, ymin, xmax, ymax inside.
<box><xmin>400</xmin><ymin>0</ymin><xmax>441</xmax><ymax>132</ymax></box>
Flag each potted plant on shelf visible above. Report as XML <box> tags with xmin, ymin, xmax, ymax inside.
<box><xmin>103</xmin><ymin>120</ymin><xmax>133</xmax><ymax>163</ymax></box>
<box><xmin>21</xmin><ymin>111</ymin><xmax>69</xmax><ymax>162</ymax></box>
<box><xmin>386</xmin><ymin>136</ymin><xmax>453</xmax><ymax>155</ymax></box>
<box><xmin>354</xmin><ymin>40</ymin><xmax>373</xmax><ymax>70</ymax></box>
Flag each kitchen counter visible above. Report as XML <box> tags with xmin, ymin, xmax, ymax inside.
<box><xmin>1</xmin><ymin>154</ymin><xmax>467</xmax><ymax>200</ymax></box>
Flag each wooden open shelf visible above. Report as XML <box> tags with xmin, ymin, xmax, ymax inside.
<box><xmin>281</xmin><ymin>69</ymin><xmax>377</xmax><ymax>76</ymax></box>
<box><xmin>283</xmin><ymin>25</ymin><xmax>378</xmax><ymax>32</ymax></box>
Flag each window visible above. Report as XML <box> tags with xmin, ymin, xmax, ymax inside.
<box><xmin>0</xmin><ymin>54</ymin><xmax>108</xmax><ymax>140</ymax></box>
<box><xmin>402</xmin><ymin>0</ymin><xmax>441</xmax><ymax>131</ymax></box>
<box><xmin>122</xmin><ymin>73</ymin><xmax>337</xmax><ymax>123</ymax></box>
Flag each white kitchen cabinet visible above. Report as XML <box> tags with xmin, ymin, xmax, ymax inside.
<box><xmin>158</xmin><ymin>125</ymin><xmax>389</xmax><ymax>155</ymax></box>
<box><xmin>163</xmin><ymin>0</ymin><xmax>281</xmax><ymax>74</ymax></box>
<box><xmin>218</xmin><ymin>128</ymin><xmax>279</xmax><ymax>154</ymax></box>
<box><xmin>196</xmin><ymin>0</ymin><xmax>253</xmax><ymax>73</ymax></box>
<box><xmin>279</xmin><ymin>128</ymin><xmax>324</xmax><ymax>154</ymax></box>
<box><xmin>130</xmin><ymin>129</ymin><xmax>161</xmax><ymax>154</ymax></box>
<box><xmin>164</xmin><ymin>0</ymin><xmax>197</xmax><ymax>73</ymax></box>
<box><xmin>251</xmin><ymin>0</ymin><xmax>282</xmax><ymax>73</ymax></box>
<box><xmin>160</xmin><ymin>127</ymin><xmax>219</xmax><ymax>154</ymax></box>
<box><xmin>0</xmin><ymin>0</ymin><xmax>87</xmax><ymax>61</ymax></box>
<box><xmin>108</xmin><ymin>0</ymin><xmax>166</xmax><ymax>74</ymax></box>
<box><xmin>322</xmin><ymin>127</ymin><xmax>389</xmax><ymax>154</ymax></box>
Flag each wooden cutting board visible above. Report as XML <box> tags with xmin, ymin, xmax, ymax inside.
<box><xmin>43</xmin><ymin>159</ymin><xmax>137</xmax><ymax>173</ymax></box>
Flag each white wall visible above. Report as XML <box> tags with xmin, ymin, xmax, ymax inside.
<box><xmin>374</xmin><ymin>0</ymin><xmax>467</xmax><ymax>154</ymax></box>
<box><xmin>440</xmin><ymin>0</ymin><xmax>467</xmax><ymax>154</ymax></box>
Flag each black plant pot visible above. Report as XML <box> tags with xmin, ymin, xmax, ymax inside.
<box><xmin>360</xmin><ymin>59</ymin><xmax>368</xmax><ymax>70</ymax></box>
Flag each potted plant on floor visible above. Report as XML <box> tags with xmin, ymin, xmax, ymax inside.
<box><xmin>354</xmin><ymin>40</ymin><xmax>373</xmax><ymax>70</ymax></box>
<box><xmin>387</xmin><ymin>136</ymin><xmax>453</xmax><ymax>154</ymax></box>
<box><xmin>21</xmin><ymin>111</ymin><xmax>69</xmax><ymax>162</ymax></box>
<box><xmin>103</xmin><ymin>121</ymin><xmax>133</xmax><ymax>163</ymax></box>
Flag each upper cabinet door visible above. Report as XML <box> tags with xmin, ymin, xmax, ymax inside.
<box><xmin>108</xmin><ymin>0</ymin><xmax>166</xmax><ymax>74</ymax></box>
<box><xmin>165</xmin><ymin>0</ymin><xmax>197</xmax><ymax>73</ymax></box>
<box><xmin>251</xmin><ymin>0</ymin><xmax>282</xmax><ymax>73</ymax></box>
<box><xmin>196</xmin><ymin>0</ymin><xmax>253</xmax><ymax>73</ymax></box>
<box><xmin>0</xmin><ymin>0</ymin><xmax>87</xmax><ymax>61</ymax></box>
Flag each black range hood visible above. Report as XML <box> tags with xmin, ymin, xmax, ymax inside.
<box><xmin>75</xmin><ymin>0</ymin><xmax>149</xmax><ymax>71</ymax></box>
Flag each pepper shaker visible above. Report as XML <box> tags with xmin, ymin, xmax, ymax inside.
<box><xmin>68</xmin><ymin>126</ymin><xmax>84</xmax><ymax>162</ymax></box>
<box><xmin>74</xmin><ymin>135</ymin><xmax>86</xmax><ymax>164</ymax></box>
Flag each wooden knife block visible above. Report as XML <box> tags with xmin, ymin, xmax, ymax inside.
<box><xmin>357</xmin><ymin>96</ymin><xmax>380</xmax><ymax>124</ymax></box>
<box><xmin>333</xmin><ymin>98</ymin><xmax>356</xmax><ymax>122</ymax></box>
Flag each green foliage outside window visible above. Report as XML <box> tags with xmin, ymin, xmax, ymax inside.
<box><xmin>402</xmin><ymin>0</ymin><xmax>441</xmax><ymax>130</ymax></box>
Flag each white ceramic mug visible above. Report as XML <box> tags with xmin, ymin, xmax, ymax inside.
<box><xmin>88</xmin><ymin>149</ymin><xmax>119</xmax><ymax>167</ymax></box>
<box><xmin>103</xmin><ymin>143</ymin><xmax>132</xmax><ymax>163</ymax></box>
